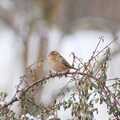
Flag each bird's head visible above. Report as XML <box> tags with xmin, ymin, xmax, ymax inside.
<box><xmin>48</xmin><ymin>51</ymin><xmax>59</xmax><ymax>57</ymax></box>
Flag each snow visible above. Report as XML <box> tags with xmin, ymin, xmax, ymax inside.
<box><xmin>0</xmin><ymin>22</ymin><xmax>24</xmax><ymax>101</ymax></box>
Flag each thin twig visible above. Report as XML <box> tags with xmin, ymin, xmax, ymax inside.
<box><xmin>0</xmin><ymin>70</ymin><xmax>119</xmax><ymax>110</ymax></box>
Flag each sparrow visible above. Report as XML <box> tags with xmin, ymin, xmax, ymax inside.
<box><xmin>48</xmin><ymin>51</ymin><xmax>73</xmax><ymax>72</ymax></box>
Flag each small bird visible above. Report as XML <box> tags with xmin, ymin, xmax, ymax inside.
<box><xmin>48</xmin><ymin>51</ymin><xmax>73</xmax><ymax>72</ymax></box>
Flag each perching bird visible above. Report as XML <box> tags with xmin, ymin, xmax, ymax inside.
<box><xmin>48</xmin><ymin>51</ymin><xmax>73</xmax><ymax>72</ymax></box>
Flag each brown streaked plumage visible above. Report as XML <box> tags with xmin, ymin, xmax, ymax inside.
<box><xmin>48</xmin><ymin>51</ymin><xmax>72</xmax><ymax>72</ymax></box>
